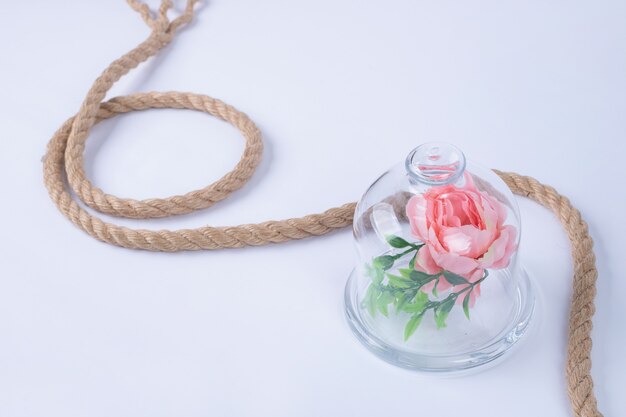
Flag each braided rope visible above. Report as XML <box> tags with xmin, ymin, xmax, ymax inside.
<box><xmin>42</xmin><ymin>2</ymin><xmax>602</xmax><ymax>416</ymax></box>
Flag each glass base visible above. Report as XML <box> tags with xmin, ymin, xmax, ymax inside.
<box><xmin>344</xmin><ymin>267</ymin><xmax>535</xmax><ymax>373</ymax></box>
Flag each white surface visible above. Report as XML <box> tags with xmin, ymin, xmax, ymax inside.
<box><xmin>0</xmin><ymin>1</ymin><xmax>624</xmax><ymax>416</ymax></box>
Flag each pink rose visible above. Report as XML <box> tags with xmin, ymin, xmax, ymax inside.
<box><xmin>405</xmin><ymin>173</ymin><xmax>517</xmax><ymax>305</ymax></box>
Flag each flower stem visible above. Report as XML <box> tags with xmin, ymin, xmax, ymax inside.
<box><xmin>391</xmin><ymin>245</ymin><xmax>422</xmax><ymax>260</ymax></box>
<box><xmin>366</xmin><ymin>236</ymin><xmax>491</xmax><ymax>339</ymax></box>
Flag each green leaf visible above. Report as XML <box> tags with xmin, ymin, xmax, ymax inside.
<box><xmin>432</xmin><ymin>277</ymin><xmax>439</xmax><ymax>297</ymax></box>
<box><xmin>377</xmin><ymin>291</ymin><xmax>394</xmax><ymax>317</ymax></box>
<box><xmin>386</xmin><ymin>273</ymin><xmax>413</xmax><ymax>289</ymax></box>
<box><xmin>400</xmin><ymin>269</ymin><xmax>438</xmax><ymax>286</ymax></box>
<box><xmin>404</xmin><ymin>314</ymin><xmax>423</xmax><ymax>341</ymax></box>
<box><xmin>378</xmin><ymin>301</ymin><xmax>388</xmax><ymax>317</ymax></box>
<box><xmin>373</xmin><ymin>255</ymin><xmax>395</xmax><ymax>271</ymax></box>
<box><xmin>402</xmin><ymin>291</ymin><xmax>429</xmax><ymax>313</ymax></box>
<box><xmin>363</xmin><ymin>285</ymin><xmax>380</xmax><ymax>317</ymax></box>
<box><xmin>434</xmin><ymin>297</ymin><xmax>455</xmax><ymax>329</ymax></box>
<box><xmin>395</xmin><ymin>291</ymin><xmax>413</xmax><ymax>314</ymax></box>
<box><xmin>403</xmin><ymin>303</ymin><xmax>423</xmax><ymax>314</ymax></box>
<box><xmin>386</xmin><ymin>235</ymin><xmax>411</xmax><ymax>248</ymax></box>
<box><xmin>462</xmin><ymin>292</ymin><xmax>471</xmax><ymax>320</ymax></box>
<box><xmin>443</xmin><ymin>271</ymin><xmax>469</xmax><ymax>286</ymax></box>
<box><xmin>366</xmin><ymin>264</ymin><xmax>384</xmax><ymax>285</ymax></box>
<box><xmin>410</xmin><ymin>270</ymin><xmax>438</xmax><ymax>285</ymax></box>
<box><xmin>398</xmin><ymin>268</ymin><xmax>412</xmax><ymax>278</ymax></box>
<box><xmin>408</xmin><ymin>252</ymin><xmax>417</xmax><ymax>270</ymax></box>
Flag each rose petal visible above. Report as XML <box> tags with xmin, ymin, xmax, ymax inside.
<box><xmin>440</xmin><ymin>225</ymin><xmax>495</xmax><ymax>258</ymax></box>
<box><xmin>487</xmin><ymin>194</ymin><xmax>509</xmax><ymax>228</ymax></box>
<box><xmin>428</xmin><ymin>225</ymin><xmax>447</xmax><ymax>253</ymax></box>
<box><xmin>490</xmin><ymin>226</ymin><xmax>518</xmax><ymax>269</ymax></box>
<box><xmin>431</xmin><ymin>251</ymin><xmax>479</xmax><ymax>275</ymax></box>
<box><xmin>440</xmin><ymin>227</ymin><xmax>472</xmax><ymax>255</ymax></box>
<box><xmin>406</xmin><ymin>194</ymin><xmax>429</xmax><ymax>241</ymax></box>
<box><xmin>415</xmin><ymin>246</ymin><xmax>442</xmax><ymax>275</ymax></box>
<box><xmin>479</xmin><ymin>225</ymin><xmax>517</xmax><ymax>269</ymax></box>
<box><xmin>448</xmin><ymin>192</ymin><xmax>474</xmax><ymax>225</ymax></box>
<box><xmin>442</xmin><ymin>198</ymin><xmax>462</xmax><ymax>227</ymax></box>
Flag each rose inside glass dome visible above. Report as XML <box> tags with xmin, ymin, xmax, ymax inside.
<box><xmin>407</xmin><ymin>172</ymin><xmax>518</xmax><ymax>301</ymax></box>
<box><xmin>346</xmin><ymin>142</ymin><xmax>534</xmax><ymax>372</ymax></box>
<box><xmin>362</xmin><ymin>172</ymin><xmax>519</xmax><ymax>340</ymax></box>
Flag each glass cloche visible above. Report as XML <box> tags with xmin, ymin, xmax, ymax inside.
<box><xmin>344</xmin><ymin>142</ymin><xmax>534</xmax><ymax>372</ymax></box>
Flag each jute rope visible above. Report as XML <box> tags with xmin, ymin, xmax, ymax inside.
<box><xmin>42</xmin><ymin>2</ymin><xmax>602</xmax><ymax>416</ymax></box>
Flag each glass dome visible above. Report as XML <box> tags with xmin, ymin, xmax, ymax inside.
<box><xmin>344</xmin><ymin>142</ymin><xmax>534</xmax><ymax>372</ymax></box>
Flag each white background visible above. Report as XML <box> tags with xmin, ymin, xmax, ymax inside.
<box><xmin>1</xmin><ymin>1</ymin><xmax>624</xmax><ymax>416</ymax></box>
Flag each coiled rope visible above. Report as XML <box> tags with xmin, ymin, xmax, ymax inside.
<box><xmin>42</xmin><ymin>1</ymin><xmax>602</xmax><ymax>416</ymax></box>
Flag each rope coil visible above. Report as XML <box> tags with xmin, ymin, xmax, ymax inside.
<box><xmin>42</xmin><ymin>2</ymin><xmax>602</xmax><ymax>416</ymax></box>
